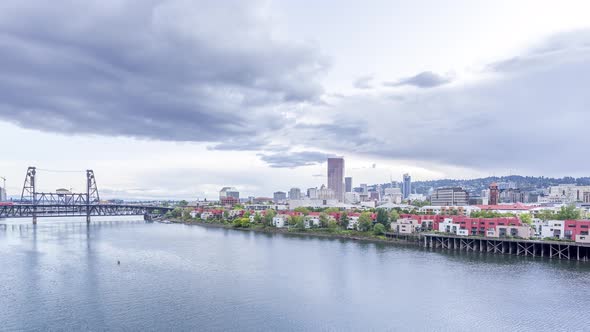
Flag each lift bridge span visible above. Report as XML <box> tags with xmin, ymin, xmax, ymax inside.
<box><xmin>0</xmin><ymin>167</ymin><xmax>172</xmax><ymax>224</ymax></box>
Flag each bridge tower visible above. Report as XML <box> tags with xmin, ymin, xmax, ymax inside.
<box><xmin>86</xmin><ymin>170</ymin><xmax>100</xmax><ymax>224</ymax></box>
<box><xmin>21</xmin><ymin>167</ymin><xmax>37</xmax><ymax>224</ymax></box>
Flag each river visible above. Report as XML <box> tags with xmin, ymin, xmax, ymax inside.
<box><xmin>1</xmin><ymin>217</ymin><xmax>589</xmax><ymax>331</ymax></box>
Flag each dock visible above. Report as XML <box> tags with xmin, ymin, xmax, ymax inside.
<box><xmin>422</xmin><ymin>233</ymin><xmax>590</xmax><ymax>261</ymax></box>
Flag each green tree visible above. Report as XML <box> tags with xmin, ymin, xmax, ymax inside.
<box><xmin>358</xmin><ymin>212</ymin><xmax>373</xmax><ymax>232</ymax></box>
<box><xmin>223</xmin><ymin>210</ymin><xmax>230</xmax><ymax>220</ymax></box>
<box><xmin>376</xmin><ymin>208</ymin><xmax>389</xmax><ymax>227</ymax></box>
<box><xmin>324</xmin><ymin>207</ymin><xmax>340</xmax><ymax>214</ymax></box>
<box><xmin>182</xmin><ymin>208</ymin><xmax>193</xmax><ymax>220</ymax></box>
<box><xmin>520</xmin><ymin>213</ymin><xmax>533</xmax><ymax>225</ymax></box>
<box><xmin>254</xmin><ymin>213</ymin><xmax>263</xmax><ymax>223</ymax></box>
<box><xmin>373</xmin><ymin>223</ymin><xmax>386</xmax><ymax>235</ymax></box>
<box><xmin>168</xmin><ymin>207</ymin><xmax>183</xmax><ymax>218</ymax></box>
<box><xmin>294</xmin><ymin>207</ymin><xmax>311</xmax><ymax>215</ymax></box>
<box><xmin>327</xmin><ymin>220</ymin><xmax>338</xmax><ymax>232</ymax></box>
<box><xmin>319</xmin><ymin>212</ymin><xmax>329</xmax><ymax>228</ymax></box>
<box><xmin>264</xmin><ymin>209</ymin><xmax>276</xmax><ymax>226</ymax></box>
<box><xmin>538</xmin><ymin>209</ymin><xmax>555</xmax><ymax>221</ymax></box>
<box><xmin>389</xmin><ymin>209</ymin><xmax>400</xmax><ymax>222</ymax></box>
<box><xmin>556</xmin><ymin>205</ymin><xmax>581</xmax><ymax>220</ymax></box>
<box><xmin>340</xmin><ymin>212</ymin><xmax>349</xmax><ymax>229</ymax></box>
<box><xmin>291</xmin><ymin>215</ymin><xmax>305</xmax><ymax>230</ymax></box>
<box><xmin>177</xmin><ymin>200</ymin><xmax>188</xmax><ymax>207</ymax></box>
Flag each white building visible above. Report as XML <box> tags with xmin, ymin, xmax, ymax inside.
<box><xmin>407</xmin><ymin>193</ymin><xmax>426</xmax><ymax>202</ymax></box>
<box><xmin>304</xmin><ymin>215</ymin><xmax>321</xmax><ymax>228</ymax></box>
<box><xmin>273</xmin><ymin>215</ymin><xmax>288</xmax><ymax>228</ymax></box>
<box><xmin>438</xmin><ymin>218</ymin><xmax>469</xmax><ymax>236</ymax></box>
<box><xmin>384</xmin><ymin>187</ymin><xmax>402</xmax><ymax>204</ymax></box>
<box><xmin>200</xmin><ymin>211</ymin><xmax>214</xmax><ymax>220</ymax></box>
<box><xmin>344</xmin><ymin>192</ymin><xmax>361</xmax><ymax>204</ymax></box>
<box><xmin>288</xmin><ymin>199</ymin><xmax>340</xmax><ymax>210</ymax></box>
<box><xmin>545</xmin><ymin>184</ymin><xmax>590</xmax><ymax>204</ymax></box>
<box><xmin>418</xmin><ymin>205</ymin><xmax>480</xmax><ymax>216</ymax></box>
<box><xmin>347</xmin><ymin>216</ymin><xmax>359</xmax><ymax>230</ymax></box>
<box><xmin>540</xmin><ymin>220</ymin><xmax>565</xmax><ymax>239</ymax></box>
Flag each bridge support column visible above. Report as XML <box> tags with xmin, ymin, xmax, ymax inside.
<box><xmin>32</xmin><ymin>216</ymin><xmax>37</xmax><ymax>225</ymax></box>
<box><xmin>86</xmin><ymin>215</ymin><xmax>91</xmax><ymax>224</ymax></box>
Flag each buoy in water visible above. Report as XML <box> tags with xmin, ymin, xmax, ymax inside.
<box><xmin>117</xmin><ymin>260</ymin><xmax>120</xmax><ymax>265</ymax></box>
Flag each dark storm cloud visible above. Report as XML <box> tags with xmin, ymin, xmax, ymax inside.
<box><xmin>384</xmin><ymin>71</ymin><xmax>451</xmax><ymax>88</ymax></box>
<box><xmin>0</xmin><ymin>0</ymin><xmax>327</xmax><ymax>144</ymax></box>
<box><xmin>258</xmin><ymin>151</ymin><xmax>335</xmax><ymax>168</ymax></box>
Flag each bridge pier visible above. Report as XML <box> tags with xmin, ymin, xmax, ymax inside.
<box><xmin>32</xmin><ymin>216</ymin><xmax>37</xmax><ymax>225</ymax></box>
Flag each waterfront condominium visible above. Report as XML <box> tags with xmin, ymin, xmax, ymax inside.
<box><xmin>327</xmin><ymin>157</ymin><xmax>345</xmax><ymax>201</ymax></box>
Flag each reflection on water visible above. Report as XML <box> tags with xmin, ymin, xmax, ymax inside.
<box><xmin>1</xmin><ymin>217</ymin><xmax>590</xmax><ymax>331</ymax></box>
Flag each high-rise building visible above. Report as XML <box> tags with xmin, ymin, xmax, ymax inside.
<box><xmin>219</xmin><ymin>187</ymin><xmax>239</xmax><ymax>200</ymax></box>
<box><xmin>327</xmin><ymin>157</ymin><xmax>344</xmax><ymax>201</ymax></box>
<box><xmin>489</xmin><ymin>182</ymin><xmax>499</xmax><ymax>205</ymax></box>
<box><xmin>402</xmin><ymin>173</ymin><xmax>411</xmax><ymax>199</ymax></box>
<box><xmin>273</xmin><ymin>191</ymin><xmax>287</xmax><ymax>202</ymax></box>
<box><xmin>345</xmin><ymin>177</ymin><xmax>352</xmax><ymax>193</ymax></box>
<box><xmin>360</xmin><ymin>183</ymin><xmax>368</xmax><ymax>194</ymax></box>
<box><xmin>307</xmin><ymin>187</ymin><xmax>318</xmax><ymax>199</ymax></box>
<box><xmin>431</xmin><ymin>187</ymin><xmax>469</xmax><ymax>206</ymax></box>
<box><xmin>288</xmin><ymin>188</ymin><xmax>301</xmax><ymax>200</ymax></box>
<box><xmin>0</xmin><ymin>186</ymin><xmax>6</xmax><ymax>202</ymax></box>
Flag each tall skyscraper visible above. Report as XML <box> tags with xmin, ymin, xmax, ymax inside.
<box><xmin>402</xmin><ymin>173</ymin><xmax>411</xmax><ymax>199</ymax></box>
<box><xmin>345</xmin><ymin>177</ymin><xmax>352</xmax><ymax>193</ymax></box>
<box><xmin>327</xmin><ymin>157</ymin><xmax>344</xmax><ymax>201</ymax></box>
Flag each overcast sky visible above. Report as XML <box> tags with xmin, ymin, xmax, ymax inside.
<box><xmin>1</xmin><ymin>0</ymin><xmax>589</xmax><ymax>200</ymax></box>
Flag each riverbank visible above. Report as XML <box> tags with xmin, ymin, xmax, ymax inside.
<box><xmin>166</xmin><ymin>219</ymin><xmax>420</xmax><ymax>245</ymax></box>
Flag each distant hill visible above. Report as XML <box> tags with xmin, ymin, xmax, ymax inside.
<box><xmin>376</xmin><ymin>175</ymin><xmax>590</xmax><ymax>196</ymax></box>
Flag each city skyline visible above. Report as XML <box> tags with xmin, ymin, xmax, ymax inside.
<box><xmin>1</xmin><ymin>1</ymin><xmax>590</xmax><ymax>200</ymax></box>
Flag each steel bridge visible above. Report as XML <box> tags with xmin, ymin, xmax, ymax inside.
<box><xmin>0</xmin><ymin>167</ymin><xmax>172</xmax><ymax>224</ymax></box>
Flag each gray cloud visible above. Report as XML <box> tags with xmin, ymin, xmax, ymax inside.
<box><xmin>353</xmin><ymin>75</ymin><xmax>373</xmax><ymax>89</ymax></box>
<box><xmin>290</xmin><ymin>30</ymin><xmax>590</xmax><ymax>175</ymax></box>
<box><xmin>258</xmin><ymin>151</ymin><xmax>335</xmax><ymax>168</ymax></box>
<box><xmin>0</xmin><ymin>0</ymin><xmax>327</xmax><ymax>146</ymax></box>
<box><xmin>384</xmin><ymin>71</ymin><xmax>451</xmax><ymax>88</ymax></box>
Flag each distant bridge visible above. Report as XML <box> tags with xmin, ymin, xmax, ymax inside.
<box><xmin>0</xmin><ymin>167</ymin><xmax>172</xmax><ymax>224</ymax></box>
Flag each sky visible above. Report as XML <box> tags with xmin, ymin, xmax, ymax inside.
<box><xmin>1</xmin><ymin>0</ymin><xmax>590</xmax><ymax>200</ymax></box>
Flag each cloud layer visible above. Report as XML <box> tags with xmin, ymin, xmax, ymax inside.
<box><xmin>0</xmin><ymin>1</ymin><xmax>589</xmax><ymax>176</ymax></box>
<box><xmin>0</xmin><ymin>0</ymin><xmax>326</xmax><ymax>145</ymax></box>
<box><xmin>383</xmin><ymin>71</ymin><xmax>451</xmax><ymax>88</ymax></box>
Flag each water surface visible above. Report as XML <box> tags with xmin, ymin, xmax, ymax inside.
<box><xmin>1</xmin><ymin>217</ymin><xmax>589</xmax><ymax>331</ymax></box>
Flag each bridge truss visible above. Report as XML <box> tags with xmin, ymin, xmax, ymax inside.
<box><xmin>1</xmin><ymin>167</ymin><xmax>171</xmax><ymax>223</ymax></box>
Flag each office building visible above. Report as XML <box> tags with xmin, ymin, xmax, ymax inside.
<box><xmin>273</xmin><ymin>191</ymin><xmax>287</xmax><ymax>202</ymax></box>
<box><xmin>327</xmin><ymin>157</ymin><xmax>344</xmax><ymax>201</ymax></box>
<box><xmin>345</xmin><ymin>177</ymin><xmax>352</xmax><ymax>193</ymax></box>
<box><xmin>307</xmin><ymin>187</ymin><xmax>318</xmax><ymax>199</ymax></box>
<box><xmin>431</xmin><ymin>187</ymin><xmax>469</xmax><ymax>206</ymax></box>
<box><xmin>289</xmin><ymin>188</ymin><xmax>302</xmax><ymax>200</ymax></box>
<box><xmin>403</xmin><ymin>173</ymin><xmax>411</xmax><ymax>199</ymax></box>
<box><xmin>219</xmin><ymin>187</ymin><xmax>239</xmax><ymax>200</ymax></box>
